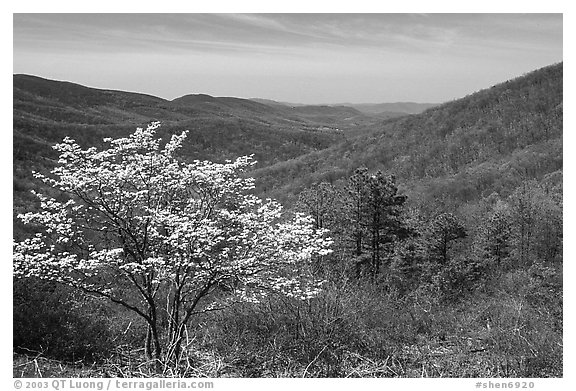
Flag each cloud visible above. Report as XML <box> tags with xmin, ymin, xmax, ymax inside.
<box><xmin>13</xmin><ymin>14</ymin><xmax>562</xmax><ymax>103</ymax></box>
<box><xmin>14</xmin><ymin>14</ymin><xmax>562</xmax><ymax>56</ymax></box>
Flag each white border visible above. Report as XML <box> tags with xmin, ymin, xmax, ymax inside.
<box><xmin>3</xmin><ymin>2</ymin><xmax>572</xmax><ymax>390</ymax></box>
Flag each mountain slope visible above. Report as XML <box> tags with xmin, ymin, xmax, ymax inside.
<box><xmin>253</xmin><ymin>63</ymin><xmax>563</xmax><ymax>206</ymax></box>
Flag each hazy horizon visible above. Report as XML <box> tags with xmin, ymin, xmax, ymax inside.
<box><xmin>13</xmin><ymin>13</ymin><xmax>563</xmax><ymax>104</ymax></box>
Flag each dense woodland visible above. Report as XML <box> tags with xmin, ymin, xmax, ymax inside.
<box><xmin>13</xmin><ymin>63</ymin><xmax>562</xmax><ymax>377</ymax></box>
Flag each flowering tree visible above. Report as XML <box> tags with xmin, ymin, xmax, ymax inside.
<box><xmin>13</xmin><ymin>122</ymin><xmax>332</xmax><ymax>365</ymax></box>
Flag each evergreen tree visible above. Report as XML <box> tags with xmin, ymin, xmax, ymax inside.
<box><xmin>346</xmin><ymin>168</ymin><xmax>408</xmax><ymax>279</ymax></box>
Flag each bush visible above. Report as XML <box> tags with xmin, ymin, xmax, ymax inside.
<box><xmin>13</xmin><ymin>277</ymin><xmax>141</xmax><ymax>362</ymax></box>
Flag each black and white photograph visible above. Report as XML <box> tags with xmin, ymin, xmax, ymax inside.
<box><xmin>10</xmin><ymin>8</ymin><xmax>565</xmax><ymax>385</ymax></box>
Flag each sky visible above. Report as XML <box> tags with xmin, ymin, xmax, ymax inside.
<box><xmin>13</xmin><ymin>13</ymin><xmax>563</xmax><ymax>104</ymax></box>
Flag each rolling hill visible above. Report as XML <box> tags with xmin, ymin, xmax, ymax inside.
<box><xmin>13</xmin><ymin>74</ymin><xmax>384</xmax><ymax>168</ymax></box>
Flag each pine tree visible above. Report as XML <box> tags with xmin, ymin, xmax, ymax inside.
<box><xmin>346</xmin><ymin>168</ymin><xmax>408</xmax><ymax>279</ymax></box>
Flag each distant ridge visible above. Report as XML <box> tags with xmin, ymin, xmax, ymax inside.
<box><xmin>13</xmin><ymin>75</ymin><xmax>435</xmax><ymax>119</ymax></box>
<box><xmin>250</xmin><ymin>97</ymin><xmax>438</xmax><ymax>117</ymax></box>
<box><xmin>339</xmin><ymin>102</ymin><xmax>438</xmax><ymax>115</ymax></box>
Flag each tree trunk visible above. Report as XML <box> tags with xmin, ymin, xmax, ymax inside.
<box><xmin>145</xmin><ymin>325</ymin><xmax>153</xmax><ymax>359</ymax></box>
<box><xmin>151</xmin><ymin>325</ymin><xmax>162</xmax><ymax>372</ymax></box>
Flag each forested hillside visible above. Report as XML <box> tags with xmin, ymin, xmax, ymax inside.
<box><xmin>13</xmin><ymin>64</ymin><xmax>562</xmax><ymax>378</ymax></box>
<box><xmin>254</xmin><ymin>63</ymin><xmax>562</xmax><ymax>206</ymax></box>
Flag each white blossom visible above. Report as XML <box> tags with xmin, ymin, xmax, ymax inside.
<box><xmin>14</xmin><ymin>122</ymin><xmax>333</xmax><ymax>319</ymax></box>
